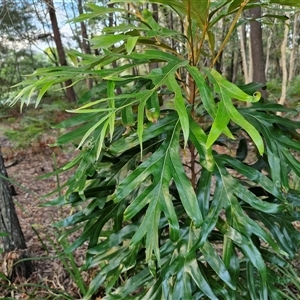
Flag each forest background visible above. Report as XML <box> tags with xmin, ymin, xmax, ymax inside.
<box><xmin>1</xmin><ymin>0</ymin><xmax>300</xmax><ymax>108</ymax></box>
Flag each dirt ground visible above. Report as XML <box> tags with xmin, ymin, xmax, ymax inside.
<box><xmin>0</xmin><ymin>133</ymin><xmax>89</xmax><ymax>299</ymax></box>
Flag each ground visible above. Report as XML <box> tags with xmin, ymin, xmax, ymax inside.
<box><xmin>0</xmin><ymin>121</ymin><xmax>90</xmax><ymax>299</ymax></box>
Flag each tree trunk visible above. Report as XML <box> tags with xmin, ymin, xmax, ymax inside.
<box><xmin>231</xmin><ymin>49</ymin><xmax>239</xmax><ymax>83</ymax></box>
<box><xmin>78</xmin><ymin>0</ymin><xmax>93</xmax><ymax>90</ymax></box>
<box><xmin>108</xmin><ymin>2</ymin><xmax>122</xmax><ymax>95</ymax></box>
<box><xmin>289</xmin><ymin>13</ymin><xmax>298</xmax><ymax>83</ymax></box>
<box><xmin>265</xmin><ymin>22</ymin><xmax>275</xmax><ymax>80</ymax></box>
<box><xmin>249</xmin><ymin>6</ymin><xmax>267</xmax><ymax>99</ymax></box>
<box><xmin>149</xmin><ymin>4</ymin><xmax>159</xmax><ymax>71</ymax></box>
<box><xmin>44</xmin><ymin>0</ymin><xmax>76</xmax><ymax>103</ymax></box>
<box><xmin>278</xmin><ymin>13</ymin><xmax>290</xmax><ymax>107</ymax></box>
<box><xmin>238</xmin><ymin>23</ymin><xmax>250</xmax><ymax>84</ymax></box>
<box><xmin>0</xmin><ymin>147</ymin><xmax>34</xmax><ymax>280</ymax></box>
<box><xmin>168</xmin><ymin>9</ymin><xmax>175</xmax><ymax>49</ymax></box>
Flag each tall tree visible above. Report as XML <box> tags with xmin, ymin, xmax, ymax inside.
<box><xmin>78</xmin><ymin>0</ymin><xmax>93</xmax><ymax>90</ymax></box>
<box><xmin>279</xmin><ymin>12</ymin><xmax>290</xmax><ymax>107</ymax></box>
<box><xmin>249</xmin><ymin>5</ymin><xmax>267</xmax><ymax>99</ymax></box>
<box><xmin>288</xmin><ymin>12</ymin><xmax>298</xmax><ymax>83</ymax></box>
<box><xmin>44</xmin><ymin>0</ymin><xmax>76</xmax><ymax>102</ymax></box>
<box><xmin>238</xmin><ymin>22</ymin><xmax>250</xmax><ymax>84</ymax></box>
<box><xmin>0</xmin><ymin>148</ymin><xmax>34</xmax><ymax>280</ymax></box>
<box><xmin>265</xmin><ymin>18</ymin><xmax>277</xmax><ymax>80</ymax></box>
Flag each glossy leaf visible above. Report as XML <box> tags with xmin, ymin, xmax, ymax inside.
<box><xmin>270</xmin><ymin>0</ymin><xmax>300</xmax><ymax>6</ymax></box>
<box><xmin>208</xmin><ymin>68</ymin><xmax>261</xmax><ymax>102</ymax></box>
<box><xmin>208</xmin><ymin>72</ymin><xmax>264</xmax><ymax>154</ymax></box>
<box><xmin>206</xmin><ymin>100</ymin><xmax>230</xmax><ymax>149</ymax></box>
<box><xmin>91</xmin><ymin>34</ymin><xmax>128</xmax><ymax>49</ymax></box>
<box><xmin>167</xmin><ymin>74</ymin><xmax>189</xmax><ymax>147</ymax></box>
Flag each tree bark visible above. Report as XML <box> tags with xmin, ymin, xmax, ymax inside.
<box><xmin>249</xmin><ymin>6</ymin><xmax>267</xmax><ymax>99</ymax></box>
<box><xmin>238</xmin><ymin>24</ymin><xmax>250</xmax><ymax>84</ymax></box>
<box><xmin>44</xmin><ymin>0</ymin><xmax>77</xmax><ymax>103</ymax></box>
<box><xmin>149</xmin><ymin>4</ymin><xmax>159</xmax><ymax>71</ymax></box>
<box><xmin>265</xmin><ymin>21</ymin><xmax>275</xmax><ymax>80</ymax></box>
<box><xmin>231</xmin><ymin>49</ymin><xmax>239</xmax><ymax>83</ymax></box>
<box><xmin>278</xmin><ymin>13</ymin><xmax>290</xmax><ymax>107</ymax></box>
<box><xmin>108</xmin><ymin>2</ymin><xmax>122</xmax><ymax>95</ymax></box>
<box><xmin>78</xmin><ymin>0</ymin><xmax>93</xmax><ymax>90</ymax></box>
<box><xmin>78</xmin><ymin>0</ymin><xmax>91</xmax><ymax>56</ymax></box>
<box><xmin>289</xmin><ymin>13</ymin><xmax>298</xmax><ymax>83</ymax></box>
<box><xmin>0</xmin><ymin>147</ymin><xmax>34</xmax><ymax>280</ymax></box>
<box><xmin>0</xmin><ymin>152</ymin><xmax>25</xmax><ymax>252</ymax></box>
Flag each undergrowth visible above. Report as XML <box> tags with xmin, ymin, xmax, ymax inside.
<box><xmin>1</xmin><ymin>99</ymin><xmax>71</xmax><ymax>149</ymax></box>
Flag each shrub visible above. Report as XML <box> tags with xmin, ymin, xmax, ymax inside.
<box><xmin>11</xmin><ymin>1</ymin><xmax>300</xmax><ymax>299</ymax></box>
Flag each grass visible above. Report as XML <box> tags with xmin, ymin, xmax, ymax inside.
<box><xmin>1</xmin><ymin>98</ymin><xmax>71</xmax><ymax>149</ymax></box>
<box><xmin>267</xmin><ymin>76</ymin><xmax>300</xmax><ymax>108</ymax></box>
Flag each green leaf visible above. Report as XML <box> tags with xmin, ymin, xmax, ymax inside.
<box><xmin>40</xmin><ymin>195</ymin><xmax>65</xmax><ymax>207</ymax></box>
<box><xmin>83</xmin><ymin>270</ymin><xmax>107</xmax><ymax>300</ymax></box>
<box><xmin>183</xmin><ymin>0</ymin><xmax>209</xmax><ymax>29</ymax></box>
<box><xmin>220</xmin><ymin>155</ymin><xmax>285</xmax><ymax>202</ymax></box>
<box><xmin>187</xmin><ymin>66</ymin><xmax>234</xmax><ymax>140</ymax></box>
<box><xmin>55</xmin><ymin>123</ymin><xmax>92</xmax><ymax>146</ymax></box>
<box><xmin>200</xmin><ymin>240</ymin><xmax>234</xmax><ymax>289</ymax></box>
<box><xmin>110</xmin><ymin>268</ymin><xmax>152</xmax><ymax>298</ymax></box>
<box><xmin>146</xmin><ymin>91</ymin><xmax>160</xmax><ymax>123</ymax></box>
<box><xmin>222</xmin><ymin>237</ymin><xmax>239</xmax><ymax>298</ymax></box>
<box><xmin>126</xmin><ymin>36</ymin><xmax>139</xmax><ymax>54</ymax></box>
<box><xmin>236</xmin><ymin>82</ymin><xmax>266</xmax><ymax>95</ymax></box>
<box><xmin>121</xmin><ymin>105</ymin><xmax>135</xmax><ymax>126</ymax></box>
<box><xmin>54</xmin><ymin>112</ymin><xmax>97</xmax><ymax>128</ymax></box>
<box><xmin>70</xmin><ymin>4</ymin><xmax>126</xmax><ymax>23</ymax></box>
<box><xmin>169</xmin><ymin>137</ymin><xmax>203</xmax><ymax>227</ymax></box>
<box><xmin>207</xmin><ymin>68</ymin><xmax>261</xmax><ymax>102</ymax></box>
<box><xmin>124</xmin><ymin>185</ymin><xmax>153</xmax><ymax>220</ymax></box>
<box><xmin>109</xmin><ymin>112</ymin><xmax>177</xmax><ymax>156</ymax></box>
<box><xmin>185</xmin><ymin>257</ymin><xmax>218</xmax><ymax>300</ymax></box>
<box><xmin>36</xmin><ymin>81</ymin><xmax>54</xmax><ymax>107</ymax></box>
<box><xmin>77</xmin><ymin>114</ymin><xmax>110</xmax><ymax>150</ymax></box>
<box><xmin>205</xmin><ymin>69</ymin><xmax>264</xmax><ymax>154</ymax></box>
<box><xmin>219</xmin><ymin>167</ymin><xmax>284</xmax><ymax>214</ymax></box>
<box><xmin>227</xmin><ymin>99</ymin><xmax>264</xmax><ymax>155</ymax></box>
<box><xmin>167</xmin><ymin>74</ymin><xmax>189</xmax><ymax>147</ymax></box>
<box><xmin>142</xmin><ymin>8</ymin><xmax>160</xmax><ymax>31</ymax></box>
<box><xmin>196</xmin><ymin>172</ymin><xmax>226</xmax><ymax>246</ymax></box>
<box><xmin>91</xmin><ymin>34</ymin><xmax>128</xmax><ymax>49</ymax></box>
<box><xmin>270</xmin><ymin>0</ymin><xmax>300</xmax><ymax>6</ymax></box>
<box><xmin>206</xmin><ymin>101</ymin><xmax>230</xmax><ymax>149</ymax></box>
<box><xmin>137</xmin><ymin>90</ymin><xmax>154</xmax><ymax>153</ymax></box>
<box><xmin>196</xmin><ymin>168</ymin><xmax>212</xmax><ymax>217</ymax></box>
<box><xmin>189</xmin><ymin>117</ymin><xmax>215</xmax><ymax>171</ymax></box>
<box><xmin>107</xmin><ymin>80</ymin><xmax>116</xmax><ymax>141</ymax></box>
<box><xmin>115</xmin><ymin>123</ymin><xmax>192</xmax><ymax>261</ymax></box>
<box><xmin>216</xmin><ymin>218</ymin><xmax>268</xmax><ymax>297</ymax></box>
<box><xmin>246</xmin><ymin>260</ymin><xmax>259</xmax><ymax>299</ymax></box>
<box><xmin>186</xmin><ymin>65</ymin><xmax>217</xmax><ymax>118</ymax></box>
<box><xmin>129</xmin><ymin>185</ymin><xmax>160</xmax><ymax>246</ymax></box>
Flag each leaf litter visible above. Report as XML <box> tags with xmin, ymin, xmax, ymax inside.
<box><xmin>0</xmin><ymin>134</ymin><xmax>97</xmax><ymax>299</ymax></box>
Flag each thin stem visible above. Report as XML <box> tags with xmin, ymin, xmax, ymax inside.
<box><xmin>211</xmin><ymin>0</ymin><xmax>249</xmax><ymax>68</ymax></box>
<box><xmin>187</xmin><ymin>0</ymin><xmax>195</xmax><ymax>65</ymax></box>
<box><xmin>195</xmin><ymin>1</ymin><xmax>210</xmax><ymax>63</ymax></box>
<box><xmin>190</xmin><ymin>143</ymin><xmax>197</xmax><ymax>189</ymax></box>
